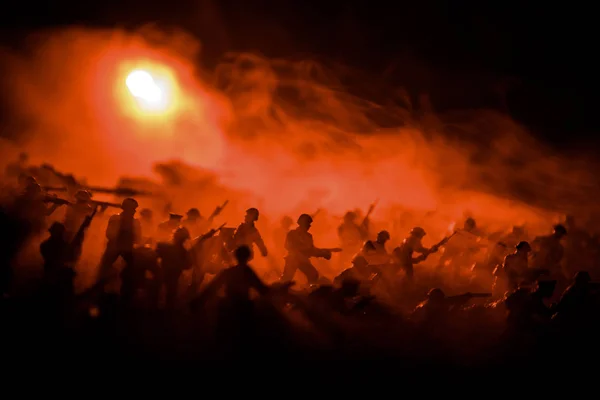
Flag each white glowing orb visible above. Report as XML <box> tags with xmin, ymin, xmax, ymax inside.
<box><xmin>126</xmin><ymin>70</ymin><xmax>163</xmax><ymax>104</ymax></box>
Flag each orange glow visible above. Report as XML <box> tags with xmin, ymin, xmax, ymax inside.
<box><xmin>1</xmin><ymin>25</ymin><xmax>590</xmax><ymax>255</ymax></box>
<box><xmin>117</xmin><ymin>62</ymin><xmax>180</xmax><ymax>120</ymax></box>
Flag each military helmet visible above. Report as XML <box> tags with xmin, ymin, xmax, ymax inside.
<box><xmin>553</xmin><ymin>224</ymin><xmax>567</xmax><ymax>236</ymax></box>
<box><xmin>426</xmin><ymin>288</ymin><xmax>445</xmax><ymax>301</ymax></box>
<box><xmin>186</xmin><ymin>208</ymin><xmax>201</xmax><ymax>218</ymax></box>
<box><xmin>297</xmin><ymin>213</ymin><xmax>313</xmax><ymax>225</ymax></box>
<box><xmin>169</xmin><ymin>213</ymin><xmax>183</xmax><ymax>221</ymax></box>
<box><xmin>173</xmin><ymin>226</ymin><xmax>191</xmax><ymax>242</ymax></box>
<box><xmin>516</xmin><ymin>241</ymin><xmax>531</xmax><ymax>252</ymax></box>
<box><xmin>281</xmin><ymin>216</ymin><xmax>293</xmax><ymax>227</ymax></box>
<box><xmin>351</xmin><ymin>255</ymin><xmax>369</xmax><ymax>268</ymax></box>
<box><xmin>377</xmin><ymin>230</ymin><xmax>390</xmax><ymax>241</ymax></box>
<box><xmin>410</xmin><ymin>226</ymin><xmax>426</xmax><ymax>237</ymax></box>
<box><xmin>246</xmin><ymin>207</ymin><xmax>259</xmax><ymax>220</ymax></box>
<box><xmin>121</xmin><ymin>197</ymin><xmax>139</xmax><ymax>211</ymax></box>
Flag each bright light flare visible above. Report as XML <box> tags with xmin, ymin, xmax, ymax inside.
<box><xmin>119</xmin><ymin>64</ymin><xmax>177</xmax><ymax>116</ymax></box>
<box><xmin>126</xmin><ymin>70</ymin><xmax>163</xmax><ymax>104</ymax></box>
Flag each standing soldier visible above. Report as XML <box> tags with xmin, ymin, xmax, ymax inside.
<box><xmin>98</xmin><ymin>198</ymin><xmax>141</xmax><ymax>280</ymax></box>
<box><xmin>63</xmin><ymin>190</ymin><xmax>94</xmax><ymax>240</ymax></box>
<box><xmin>281</xmin><ymin>213</ymin><xmax>338</xmax><ymax>285</ymax></box>
<box><xmin>157</xmin><ymin>213</ymin><xmax>183</xmax><ymax>241</ymax></box>
<box><xmin>156</xmin><ymin>227</ymin><xmax>194</xmax><ymax>309</ymax></box>
<box><xmin>232</xmin><ymin>208</ymin><xmax>268</xmax><ymax>260</ymax></box>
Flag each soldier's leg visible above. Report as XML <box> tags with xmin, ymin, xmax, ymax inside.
<box><xmin>280</xmin><ymin>258</ymin><xmax>297</xmax><ymax>282</ymax></box>
<box><xmin>298</xmin><ymin>261</ymin><xmax>319</xmax><ymax>284</ymax></box>
<box><xmin>98</xmin><ymin>247</ymin><xmax>120</xmax><ymax>280</ymax></box>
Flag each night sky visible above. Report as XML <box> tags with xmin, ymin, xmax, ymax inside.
<box><xmin>2</xmin><ymin>0</ymin><xmax>598</xmax><ymax>152</ymax></box>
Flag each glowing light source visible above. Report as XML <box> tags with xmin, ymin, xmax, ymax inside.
<box><xmin>126</xmin><ymin>69</ymin><xmax>163</xmax><ymax>105</ymax></box>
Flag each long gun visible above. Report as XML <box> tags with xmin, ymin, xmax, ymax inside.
<box><xmin>208</xmin><ymin>200</ymin><xmax>229</xmax><ymax>221</ymax></box>
<box><xmin>429</xmin><ymin>231</ymin><xmax>458</xmax><ymax>254</ymax></box>
<box><xmin>43</xmin><ymin>186</ymin><xmax>152</xmax><ymax>197</ymax></box>
<box><xmin>362</xmin><ymin>199</ymin><xmax>379</xmax><ymax>225</ymax></box>
<box><xmin>68</xmin><ymin>206</ymin><xmax>99</xmax><ymax>262</ymax></box>
<box><xmin>311</xmin><ymin>208</ymin><xmax>322</xmax><ymax>219</ymax></box>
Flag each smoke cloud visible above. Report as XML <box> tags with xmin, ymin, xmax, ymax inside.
<box><xmin>1</xmin><ymin>25</ymin><xmax>599</xmax><ymax>245</ymax></box>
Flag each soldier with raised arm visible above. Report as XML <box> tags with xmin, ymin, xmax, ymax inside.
<box><xmin>63</xmin><ymin>190</ymin><xmax>94</xmax><ymax>240</ymax></box>
<box><xmin>392</xmin><ymin>227</ymin><xmax>433</xmax><ymax>281</ymax></box>
<box><xmin>281</xmin><ymin>213</ymin><xmax>340</xmax><ymax>285</ymax></box>
<box><xmin>232</xmin><ymin>208</ymin><xmax>268</xmax><ymax>260</ymax></box>
<box><xmin>98</xmin><ymin>198</ymin><xmax>141</xmax><ymax>279</ymax></box>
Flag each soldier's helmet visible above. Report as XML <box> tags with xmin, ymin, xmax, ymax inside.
<box><xmin>343</xmin><ymin>211</ymin><xmax>357</xmax><ymax>222</ymax></box>
<box><xmin>74</xmin><ymin>190</ymin><xmax>92</xmax><ymax>202</ymax></box>
<box><xmin>234</xmin><ymin>245</ymin><xmax>252</xmax><ymax>264</ymax></box>
<box><xmin>48</xmin><ymin>221</ymin><xmax>66</xmax><ymax>236</ymax></box>
<box><xmin>186</xmin><ymin>208</ymin><xmax>201</xmax><ymax>218</ymax></box>
<box><xmin>246</xmin><ymin>207</ymin><xmax>259</xmax><ymax>221</ymax></box>
<box><xmin>574</xmin><ymin>271</ymin><xmax>591</xmax><ymax>284</ymax></box>
<box><xmin>516</xmin><ymin>241</ymin><xmax>532</xmax><ymax>252</ymax></box>
<box><xmin>121</xmin><ymin>197</ymin><xmax>139</xmax><ymax>211</ymax></box>
<box><xmin>351</xmin><ymin>255</ymin><xmax>369</xmax><ymax>268</ymax></box>
<box><xmin>362</xmin><ymin>240</ymin><xmax>376</xmax><ymax>252</ymax></box>
<box><xmin>297</xmin><ymin>213</ymin><xmax>313</xmax><ymax>226</ymax></box>
<box><xmin>553</xmin><ymin>224</ymin><xmax>567</xmax><ymax>236</ymax></box>
<box><xmin>173</xmin><ymin>226</ymin><xmax>191</xmax><ymax>242</ymax></box>
<box><xmin>410</xmin><ymin>227</ymin><xmax>426</xmax><ymax>238</ymax></box>
<box><xmin>464</xmin><ymin>217</ymin><xmax>476</xmax><ymax>230</ymax></box>
<box><xmin>377</xmin><ymin>230</ymin><xmax>391</xmax><ymax>241</ymax></box>
<box><xmin>426</xmin><ymin>288</ymin><xmax>445</xmax><ymax>301</ymax></box>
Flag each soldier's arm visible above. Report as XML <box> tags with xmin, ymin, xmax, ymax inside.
<box><xmin>254</xmin><ymin>230</ymin><xmax>268</xmax><ymax>257</ymax></box>
<box><xmin>45</xmin><ymin>203</ymin><xmax>61</xmax><ymax>216</ymax></box>
<box><xmin>105</xmin><ymin>216</ymin><xmax>119</xmax><ymax>240</ymax></box>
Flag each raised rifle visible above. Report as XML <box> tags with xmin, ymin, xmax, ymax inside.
<box><xmin>429</xmin><ymin>231</ymin><xmax>458</xmax><ymax>254</ymax></box>
<box><xmin>208</xmin><ymin>200</ymin><xmax>229</xmax><ymax>221</ymax></box>
<box><xmin>43</xmin><ymin>185</ymin><xmax>153</xmax><ymax>197</ymax></box>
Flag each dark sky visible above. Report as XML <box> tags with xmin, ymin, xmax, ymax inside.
<box><xmin>2</xmin><ymin>0</ymin><xmax>599</xmax><ymax>151</ymax></box>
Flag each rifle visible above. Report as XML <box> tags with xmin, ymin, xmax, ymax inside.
<box><xmin>208</xmin><ymin>200</ymin><xmax>229</xmax><ymax>221</ymax></box>
<box><xmin>362</xmin><ymin>199</ymin><xmax>379</xmax><ymax>224</ymax></box>
<box><xmin>429</xmin><ymin>231</ymin><xmax>458</xmax><ymax>254</ymax></box>
<box><xmin>311</xmin><ymin>208</ymin><xmax>322</xmax><ymax>219</ymax></box>
<box><xmin>90</xmin><ymin>200</ymin><xmax>121</xmax><ymax>210</ymax></box>
<box><xmin>43</xmin><ymin>195</ymin><xmax>72</xmax><ymax>206</ymax></box>
<box><xmin>43</xmin><ymin>185</ymin><xmax>152</xmax><ymax>197</ymax></box>
<box><xmin>321</xmin><ymin>247</ymin><xmax>343</xmax><ymax>253</ymax></box>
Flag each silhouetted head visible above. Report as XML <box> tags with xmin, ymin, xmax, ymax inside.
<box><xmin>121</xmin><ymin>198</ymin><xmax>138</xmax><ymax>214</ymax></box>
<box><xmin>280</xmin><ymin>216</ymin><xmax>293</xmax><ymax>229</ymax></box>
<box><xmin>48</xmin><ymin>222</ymin><xmax>66</xmax><ymax>239</ymax></box>
<box><xmin>553</xmin><ymin>224</ymin><xmax>567</xmax><ymax>238</ymax></box>
<box><xmin>516</xmin><ymin>241</ymin><xmax>531</xmax><ymax>253</ymax></box>
<box><xmin>245</xmin><ymin>208</ymin><xmax>259</xmax><ymax>223</ymax></box>
<box><xmin>376</xmin><ymin>230</ymin><xmax>390</xmax><ymax>243</ymax></box>
<box><xmin>426</xmin><ymin>288</ymin><xmax>445</xmax><ymax>302</ymax></box>
<box><xmin>343</xmin><ymin>211</ymin><xmax>357</xmax><ymax>223</ymax></box>
<box><xmin>351</xmin><ymin>255</ymin><xmax>369</xmax><ymax>269</ymax></box>
<box><xmin>573</xmin><ymin>271</ymin><xmax>591</xmax><ymax>284</ymax></box>
<box><xmin>186</xmin><ymin>208</ymin><xmax>201</xmax><ymax>219</ymax></box>
<box><xmin>362</xmin><ymin>240</ymin><xmax>376</xmax><ymax>252</ymax></box>
<box><xmin>464</xmin><ymin>218</ymin><xmax>476</xmax><ymax>231</ymax></box>
<box><xmin>297</xmin><ymin>213</ymin><xmax>313</xmax><ymax>230</ymax></box>
<box><xmin>173</xmin><ymin>227</ymin><xmax>191</xmax><ymax>244</ymax></box>
<box><xmin>234</xmin><ymin>245</ymin><xmax>252</xmax><ymax>265</ymax></box>
<box><xmin>410</xmin><ymin>227</ymin><xmax>426</xmax><ymax>238</ymax></box>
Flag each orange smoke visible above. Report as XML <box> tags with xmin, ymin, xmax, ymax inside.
<box><xmin>2</xmin><ymin>25</ymin><xmax>597</xmax><ymax>239</ymax></box>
